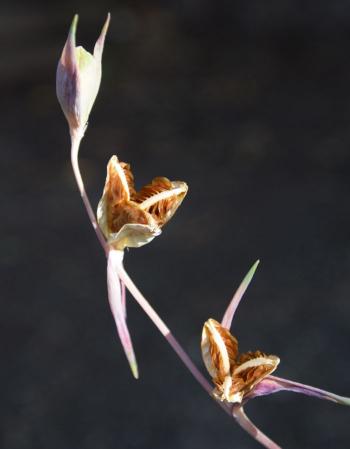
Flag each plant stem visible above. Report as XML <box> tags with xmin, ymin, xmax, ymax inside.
<box><xmin>232</xmin><ymin>406</ymin><xmax>282</xmax><ymax>449</ymax></box>
<box><xmin>69</xmin><ymin>139</ymin><xmax>232</xmax><ymax>415</ymax></box>
<box><xmin>68</xmin><ymin>132</ymin><xmax>216</xmax><ymax>398</ymax></box>
<box><xmin>70</xmin><ymin>131</ymin><xmax>108</xmax><ymax>254</ymax></box>
<box><xmin>116</xmin><ymin>258</ymin><xmax>214</xmax><ymax>395</ymax></box>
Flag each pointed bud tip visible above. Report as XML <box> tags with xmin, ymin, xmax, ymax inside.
<box><xmin>70</xmin><ymin>14</ymin><xmax>79</xmax><ymax>38</ymax></box>
<box><xmin>101</xmin><ymin>12</ymin><xmax>111</xmax><ymax>35</ymax></box>
<box><xmin>93</xmin><ymin>13</ymin><xmax>111</xmax><ymax>61</ymax></box>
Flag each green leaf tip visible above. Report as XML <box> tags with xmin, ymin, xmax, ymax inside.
<box><xmin>130</xmin><ymin>358</ymin><xmax>139</xmax><ymax>379</ymax></box>
<box><xmin>221</xmin><ymin>260</ymin><xmax>260</xmax><ymax>329</ymax></box>
<box><xmin>336</xmin><ymin>395</ymin><xmax>350</xmax><ymax>406</ymax></box>
<box><xmin>243</xmin><ymin>260</ymin><xmax>260</xmax><ymax>287</ymax></box>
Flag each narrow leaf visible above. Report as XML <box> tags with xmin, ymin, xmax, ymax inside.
<box><xmin>120</xmin><ymin>279</ymin><xmax>127</xmax><ymax>319</ymax></box>
<box><xmin>245</xmin><ymin>375</ymin><xmax>350</xmax><ymax>406</ymax></box>
<box><xmin>107</xmin><ymin>250</ymin><xmax>138</xmax><ymax>378</ymax></box>
<box><xmin>221</xmin><ymin>260</ymin><xmax>260</xmax><ymax>330</ymax></box>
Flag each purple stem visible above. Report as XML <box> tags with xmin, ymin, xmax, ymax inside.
<box><xmin>70</xmin><ymin>132</ymin><xmax>108</xmax><ymax>254</ymax></box>
<box><xmin>69</xmin><ymin>141</ymin><xmax>230</xmax><ymax>408</ymax></box>
<box><xmin>69</xmin><ymin>147</ymin><xmax>291</xmax><ymax>446</ymax></box>
<box><xmin>232</xmin><ymin>405</ymin><xmax>282</xmax><ymax>449</ymax></box>
<box><xmin>116</xmin><ymin>258</ymin><xmax>215</xmax><ymax>396</ymax></box>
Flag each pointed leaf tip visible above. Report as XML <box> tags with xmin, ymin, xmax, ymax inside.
<box><xmin>107</xmin><ymin>251</ymin><xmax>139</xmax><ymax>380</ymax></box>
<box><xmin>130</xmin><ymin>358</ymin><xmax>139</xmax><ymax>379</ymax></box>
<box><xmin>221</xmin><ymin>260</ymin><xmax>260</xmax><ymax>330</ymax></box>
<box><xmin>243</xmin><ymin>260</ymin><xmax>260</xmax><ymax>286</ymax></box>
<box><xmin>125</xmin><ymin>344</ymin><xmax>139</xmax><ymax>379</ymax></box>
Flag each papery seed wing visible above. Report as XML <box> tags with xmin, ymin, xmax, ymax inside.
<box><xmin>230</xmin><ymin>351</ymin><xmax>280</xmax><ymax>400</ymax></box>
<box><xmin>133</xmin><ymin>177</ymin><xmax>172</xmax><ymax>202</ymax></box>
<box><xmin>201</xmin><ymin>319</ymin><xmax>238</xmax><ymax>380</ymax></box>
<box><xmin>104</xmin><ymin>156</ymin><xmax>135</xmax><ymax>203</ymax></box>
<box><xmin>108</xmin><ymin>202</ymin><xmax>149</xmax><ymax>234</ymax></box>
<box><xmin>120</xmin><ymin>162</ymin><xmax>136</xmax><ymax>198</ymax></box>
<box><xmin>107</xmin><ymin>223</ymin><xmax>161</xmax><ymax>250</ymax></box>
<box><xmin>98</xmin><ymin>157</ymin><xmax>138</xmax><ymax>239</ymax></box>
<box><xmin>135</xmin><ymin>178</ymin><xmax>188</xmax><ymax>227</ymax></box>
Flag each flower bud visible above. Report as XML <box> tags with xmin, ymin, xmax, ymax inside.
<box><xmin>56</xmin><ymin>14</ymin><xmax>110</xmax><ymax>137</ymax></box>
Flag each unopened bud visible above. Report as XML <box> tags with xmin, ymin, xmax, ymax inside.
<box><xmin>56</xmin><ymin>13</ymin><xmax>110</xmax><ymax>137</ymax></box>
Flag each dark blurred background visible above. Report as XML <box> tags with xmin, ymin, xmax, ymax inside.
<box><xmin>2</xmin><ymin>1</ymin><xmax>350</xmax><ymax>448</ymax></box>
